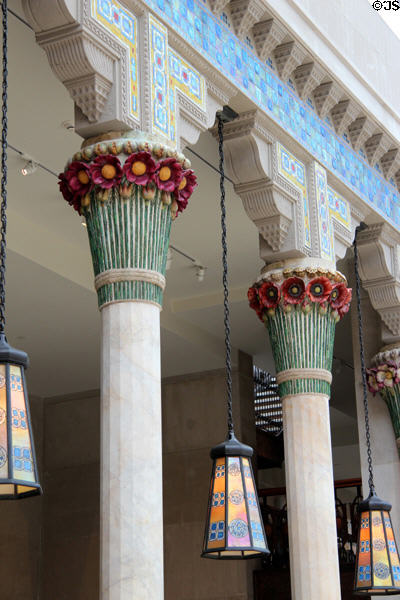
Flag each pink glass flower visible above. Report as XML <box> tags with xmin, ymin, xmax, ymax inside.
<box><xmin>367</xmin><ymin>370</ymin><xmax>379</xmax><ymax>394</ymax></box>
<box><xmin>281</xmin><ymin>277</ymin><xmax>305</xmax><ymax>305</ymax></box>
<box><xmin>247</xmin><ymin>287</ymin><xmax>260</xmax><ymax>311</ymax></box>
<box><xmin>174</xmin><ymin>169</ymin><xmax>197</xmax><ymax>212</ymax></box>
<box><xmin>258</xmin><ymin>281</ymin><xmax>280</xmax><ymax>309</ymax></box>
<box><xmin>65</xmin><ymin>161</ymin><xmax>92</xmax><ymax>197</ymax></box>
<box><xmin>306</xmin><ymin>277</ymin><xmax>332</xmax><ymax>304</ymax></box>
<box><xmin>329</xmin><ymin>283</ymin><xmax>349</xmax><ymax>309</ymax></box>
<box><xmin>123</xmin><ymin>152</ymin><xmax>156</xmax><ymax>186</ymax></box>
<box><xmin>58</xmin><ymin>172</ymin><xmax>81</xmax><ymax>213</ymax></box>
<box><xmin>154</xmin><ymin>157</ymin><xmax>183</xmax><ymax>192</ymax></box>
<box><xmin>89</xmin><ymin>154</ymin><xmax>122</xmax><ymax>189</ymax></box>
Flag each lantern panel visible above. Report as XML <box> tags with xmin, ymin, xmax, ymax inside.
<box><xmin>242</xmin><ymin>457</ymin><xmax>267</xmax><ymax>551</ymax></box>
<box><xmin>10</xmin><ymin>365</ymin><xmax>35</xmax><ymax>483</ymax></box>
<box><xmin>356</xmin><ymin>511</ymin><xmax>371</xmax><ymax>590</ymax></box>
<box><xmin>207</xmin><ymin>457</ymin><xmax>226</xmax><ymax>550</ymax></box>
<box><xmin>227</xmin><ymin>456</ymin><xmax>250</xmax><ymax>548</ymax></box>
<box><xmin>0</xmin><ymin>364</ymin><xmax>7</xmax><ymax>479</ymax></box>
<box><xmin>371</xmin><ymin>510</ymin><xmax>392</xmax><ymax>588</ymax></box>
<box><xmin>384</xmin><ymin>513</ymin><xmax>400</xmax><ymax>586</ymax></box>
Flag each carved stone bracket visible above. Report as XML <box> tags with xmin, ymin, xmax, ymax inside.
<box><xmin>356</xmin><ymin>222</ymin><xmax>400</xmax><ymax>343</ymax></box>
<box><xmin>213</xmin><ymin>110</ymin><xmax>307</xmax><ymax>261</ymax></box>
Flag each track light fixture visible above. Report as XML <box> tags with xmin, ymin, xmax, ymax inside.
<box><xmin>21</xmin><ymin>161</ymin><xmax>37</xmax><ymax>176</ymax></box>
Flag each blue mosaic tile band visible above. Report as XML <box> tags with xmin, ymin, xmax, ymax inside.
<box><xmin>144</xmin><ymin>0</ymin><xmax>400</xmax><ymax>227</ymax></box>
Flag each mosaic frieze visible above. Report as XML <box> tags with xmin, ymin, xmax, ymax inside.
<box><xmin>141</xmin><ymin>0</ymin><xmax>400</xmax><ymax>227</ymax></box>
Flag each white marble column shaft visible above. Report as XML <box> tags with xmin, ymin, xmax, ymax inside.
<box><xmin>283</xmin><ymin>393</ymin><xmax>341</xmax><ymax>600</ymax></box>
<box><xmin>101</xmin><ymin>301</ymin><xmax>163</xmax><ymax>600</ymax></box>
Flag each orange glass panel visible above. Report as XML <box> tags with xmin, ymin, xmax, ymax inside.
<box><xmin>227</xmin><ymin>457</ymin><xmax>250</xmax><ymax>548</ymax></box>
<box><xmin>371</xmin><ymin>510</ymin><xmax>392</xmax><ymax>588</ymax></box>
<box><xmin>242</xmin><ymin>457</ymin><xmax>266</xmax><ymax>549</ymax></box>
<box><xmin>357</xmin><ymin>511</ymin><xmax>372</xmax><ymax>589</ymax></box>
<box><xmin>0</xmin><ymin>364</ymin><xmax>7</xmax><ymax>479</ymax></box>
<box><xmin>10</xmin><ymin>365</ymin><xmax>34</xmax><ymax>483</ymax></box>
<box><xmin>207</xmin><ymin>457</ymin><xmax>226</xmax><ymax>549</ymax></box>
<box><xmin>383</xmin><ymin>512</ymin><xmax>400</xmax><ymax>589</ymax></box>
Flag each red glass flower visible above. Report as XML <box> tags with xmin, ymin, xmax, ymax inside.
<box><xmin>281</xmin><ymin>277</ymin><xmax>305</xmax><ymax>304</ymax></box>
<box><xmin>123</xmin><ymin>151</ymin><xmax>156</xmax><ymax>186</ymax></box>
<box><xmin>58</xmin><ymin>172</ymin><xmax>81</xmax><ymax>213</ymax></box>
<box><xmin>247</xmin><ymin>287</ymin><xmax>260</xmax><ymax>311</ymax></box>
<box><xmin>65</xmin><ymin>161</ymin><xmax>92</xmax><ymax>197</ymax></box>
<box><xmin>90</xmin><ymin>154</ymin><xmax>123</xmax><ymax>189</ymax></box>
<box><xmin>329</xmin><ymin>283</ymin><xmax>350</xmax><ymax>310</ymax></box>
<box><xmin>154</xmin><ymin>157</ymin><xmax>183</xmax><ymax>192</ymax></box>
<box><xmin>258</xmin><ymin>281</ymin><xmax>280</xmax><ymax>308</ymax></box>
<box><xmin>306</xmin><ymin>277</ymin><xmax>332</xmax><ymax>304</ymax></box>
<box><xmin>174</xmin><ymin>169</ymin><xmax>197</xmax><ymax>212</ymax></box>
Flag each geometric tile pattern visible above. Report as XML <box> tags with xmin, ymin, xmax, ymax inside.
<box><xmin>149</xmin><ymin>15</ymin><xmax>205</xmax><ymax>143</ymax></box>
<box><xmin>328</xmin><ymin>186</ymin><xmax>351</xmax><ymax>231</ymax></box>
<box><xmin>314</xmin><ymin>162</ymin><xmax>335</xmax><ymax>262</ymax></box>
<box><xmin>93</xmin><ymin>0</ymin><xmax>139</xmax><ymax>118</ymax></box>
<box><xmin>277</xmin><ymin>144</ymin><xmax>311</xmax><ymax>250</ymax></box>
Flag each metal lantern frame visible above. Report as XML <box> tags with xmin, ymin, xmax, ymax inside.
<box><xmin>201</xmin><ymin>110</ymin><xmax>270</xmax><ymax>560</ymax></box>
<box><xmin>0</xmin><ymin>334</ymin><xmax>41</xmax><ymax>499</ymax></box>
<box><xmin>0</xmin><ymin>0</ymin><xmax>42</xmax><ymax>499</ymax></box>
<box><xmin>353</xmin><ymin>225</ymin><xmax>400</xmax><ymax>595</ymax></box>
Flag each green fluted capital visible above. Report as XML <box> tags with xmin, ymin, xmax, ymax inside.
<box><xmin>57</xmin><ymin>131</ymin><xmax>197</xmax><ymax>309</ymax></box>
<box><xmin>368</xmin><ymin>345</ymin><xmax>400</xmax><ymax>457</ymax></box>
<box><xmin>248</xmin><ymin>263</ymin><xmax>352</xmax><ymax>398</ymax></box>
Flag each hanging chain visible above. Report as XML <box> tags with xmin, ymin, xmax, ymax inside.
<box><xmin>353</xmin><ymin>225</ymin><xmax>375</xmax><ymax>496</ymax></box>
<box><xmin>217</xmin><ymin>114</ymin><xmax>234</xmax><ymax>436</ymax></box>
<box><xmin>0</xmin><ymin>0</ymin><xmax>7</xmax><ymax>334</ymax></box>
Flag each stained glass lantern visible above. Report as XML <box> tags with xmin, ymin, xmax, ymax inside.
<box><xmin>354</xmin><ymin>494</ymin><xmax>400</xmax><ymax>595</ymax></box>
<box><xmin>0</xmin><ymin>335</ymin><xmax>41</xmax><ymax>499</ymax></box>
<box><xmin>201</xmin><ymin>433</ymin><xmax>269</xmax><ymax>559</ymax></box>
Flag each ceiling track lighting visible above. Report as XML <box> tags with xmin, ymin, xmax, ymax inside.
<box><xmin>21</xmin><ymin>160</ymin><xmax>37</xmax><ymax>176</ymax></box>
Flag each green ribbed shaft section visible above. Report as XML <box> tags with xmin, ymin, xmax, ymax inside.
<box><xmin>83</xmin><ymin>185</ymin><xmax>171</xmax><ymax>308</ymax></box>
<box><xmin>380</xmin><ymin>385</ymin><xmax>400</xmax><ymax>457</ymax></box>
<box><xmin>267</xmin><ymin>304</ymin><xmax>336</xmax><ymax>396</ymax></box>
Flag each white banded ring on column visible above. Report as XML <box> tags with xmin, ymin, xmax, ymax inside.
<box><xmin>367</xmin><ymin>344</ymin><xmax>400</xmax><ymax>457</ymax></box>
<box><xmin>58</xmin><ymin>131</ymin><xmax>197</xmax><ymax>309</ymax></box>
<box><xmin>248</xmin><ymin>262</ymin><xmax>352</xmax><ymax>600</ymax></box>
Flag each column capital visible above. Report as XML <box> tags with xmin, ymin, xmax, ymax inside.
<box><xmin>248</xmin><ymin>261</ymin><xmax>351</xmax><ymax>397</ymax></box>
<box><xmin>58</xmin><ymin>131</ymin><xmax>197</xmax><ymax>308</ymax></box>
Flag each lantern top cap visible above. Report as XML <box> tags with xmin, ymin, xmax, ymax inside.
<box><xmin>0</xmin><ymin>334</ymin><xmax>28</xmax><ymax>368</ymax></box>
<box><xmin>359</xmin><ymin>492</ymin><xmax>392</xmax><ymax>512</ymax></box>
<box><xmin>210</xmin><ymin>432</ymin><xmax>253</xmax><ymax>459</ymax></box>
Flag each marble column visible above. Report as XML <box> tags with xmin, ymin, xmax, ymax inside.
<box><xmin>58</xmin><ymin>131</ymin><xmax>196</xmax><ymax>600</ymax></box>
<box><xmin>367</xmin><ymin>345</ymin><xmax>400</xmax><ymax>458</ymax></box>
<box><xmin>248</xmin><ymin>259</ymin><xmax>352</xmax><ymax>600</ymax></box>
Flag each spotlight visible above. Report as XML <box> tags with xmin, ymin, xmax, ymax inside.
<box><xmin>21</xmin><ymin>160</ymin><xmax>37</xmax><ymax>176</ymax></box>
<box><xmin>195</xmin><ymin>265</ymin><xmax>206</xmax><ymax>282</ymax></box>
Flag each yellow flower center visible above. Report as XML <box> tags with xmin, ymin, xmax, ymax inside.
<box><xmin>77</xmin><ymin>170</ymin><xmax>89</xmax><ymax>184</ymax></box>
<box><xmin>132</xmin><ymin>161</ymin><xmax>146</xmax><ymax>176</ymax></box>
<box><xmin>291</xmin><ymin>286</ymin><xmax>298</xmax><ymax>294</ymax></box>
<box><xmin>159</xmin><ymin>166</ymin><xmax>171</xmax><ymax>181</ymax></box>
<box><xmin>101</xmin><ymin>164</ymin><xmax>117</xmax><ymax>180</ymax></box>
<box><xmin>314</xmin><ymin>285</ymin><xmax>322</xmax><ymax>294</ymax></box>
<box><xmin>385</xmin><ymin>372</ymin><xmax>393</xmax><ymax>380</ymax></box>
<box><xmin>178</xmin><ymin>176</ymin><xmax>187</xmax><ymax>191</ymax></box>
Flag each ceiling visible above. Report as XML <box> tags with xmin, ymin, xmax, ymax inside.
<box><xmin>3</xmin><ymin>0</ymin><xmax>359</xmax><ymax>447</ymax></box>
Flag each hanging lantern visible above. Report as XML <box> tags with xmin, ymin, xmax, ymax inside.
<box><xmin>353</xmin><ymin>225</ymin><xmax>400</xmax><ymax>594</ymax></box>
<box><xmin>202</xmin><ymin>433</ymin><xmax>268</xmax><ymax>559</ymax></box>
<box><xmin>201</xmin><ymin>111</ymin><xmax>269</xmax><ymax>560</ymax></box>
<box><xmin>0</xmin><ymin>2</ymin><xmax>41</xmax><ymax>499</ymax></box>
<box><xmin>354</xmin><ymin>494</ymin><xmax>400</xmax><ymax>595</ymax></box>
<box><xmin>0</xmin><ymin>335</ymin><xmax>41</xmax><ymax>499</ymax></box>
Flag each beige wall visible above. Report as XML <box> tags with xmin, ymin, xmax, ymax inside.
<box><xmin>162</xmin><ymin>351</ymin><xmax>258</xmax><ymax>600</ymax></box>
